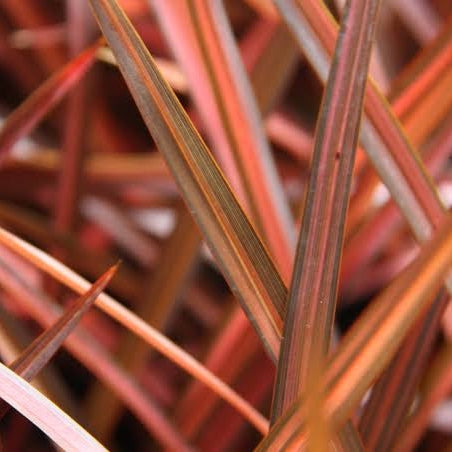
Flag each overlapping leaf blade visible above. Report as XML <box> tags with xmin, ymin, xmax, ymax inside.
<box><xmin>0</xmin><ymin>40</ymin><xmax>101</xmax><ymax>158</ymax></box>
<box><xmin>274</xmin><ymin>0</ymin><xmax>446</xmax><ymax>246</ymax></box>
<box><xmin>0</xmin><ymin>226</ymin><xmax>268</xmax><ymax>435</ymax></box>
<box><xmin>152</xmin><ymin>0</ymin><xmax>295</xmax><ymax>280</ymax></box>
<box><xmin>258</xmin><ymin>213</ymin><xmax>452</xmax><ymax>450</ymax></box>
<box><xmin>88</xmin><ymin>0</ymin><xmax>287</xmax><ymax>361</ymax></box>
<box><xmin>0</xmin><ymin>264</ymin><xmax>116</xmax><ymax>419</ymax></box>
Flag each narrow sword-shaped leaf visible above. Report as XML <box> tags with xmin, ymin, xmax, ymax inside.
<box><xmin>0</xmin><ymin>40</ymin><xmax>101</xmax><ymax>158</ymax></box>
<box><xmin>396</xmin><ymin>339</ymin><xmax>452</xmax><ymax>452</ymax></box>
<box><xmin>340</xmin><ymin>109</ymin><xmax>452</xmax><ymax>446</ymax></box>
<box><xmin>0</xmin><ymin>226</ymin><xmax>269</xmax><ymax>435</ymax></box>
<box><xmin>359</xmin><ymin>290</ymin><xmax>450</xmax><ymax>450</ymax></box>
<box><xmin>97</xmin><ymin>46</ymin><xmax>189</xmax><ymax>92</ymax></box>
<box><xmin>81</xmin><ymin>197</ymin><xmax>159</xmax><ymax>267</ymax></box>
<box><xmin>341</xmin><ymin>34</ymin><xmax>452</xmax><ymax>446</ymax></box>
<box><xmin>0</xmin><ymin>201</ymin><xmax>138</xmax><ymax>299</ymax></box>
<box><xmin>0</xmin><ymin>264</ymin><xmax>118</xmax><ymax>420</ymax></box>
<box><xmin>146</xmin><ymin>9</ymin><xmax>298</xmax><ymax>439</ymax></box>
<box><xmin>0</xmin><ymin>255</ymin><xmax>191</xmax><ymax>450</ymax></box>
<box><xmin>389</xmin><ymin>14</ymin><xmax>452</xmax><ymax>110</ymax></box>
<box><xmin>84</xmin><ymin>207</ymin><xmax>201</xmax><ymax>439</ymax></box>
<box><xmin>271</xmin><ymin>0</ymin><xmax>380</xmax><ymax>421</ymax></box>
<box><xmin>151</xmin><ymin>0</ymin><xmax>294</xmax><ymax>280</ymax></box>
<box><xmin>243</xmin><ymin>21</ymin><xmax>299</xmax><ymax>115</ymax></box>
<box><xmin>175</xmin><ymin>306</ymin><xmax>262</xmax><ymax>438</ymax></box>
<box><xmin>344</xmin><ymin>20</ymin><xmax>452</xmax><ymax>240</ymax></box>
<box><xmin>341</xmin><ymin>110</ymin><xmax>452</xmax><ymax>291</ymax></box>
<box><xmin>0</xmin><ymin>300</ymin><xmax>78</xmax><ymax>417</ymax></box>
<box><xmin>88</xmin><ymin>0</ymin><xmax>286</xmax><ymax>361</ymax></box>
<box><xmin>274</xmin><ymin>0</ymin><xmax>445</xmax><ymax>247</ymax></box>
<box><xmin>11</xmin><ymin>148</ymin><xmax>171</xmax><ymax>184</ymax></box>
<box><xmin>0</xmin><ymin>362</ymin><xmax>106</xmax><ymax>451</ymax></box>
<box><xmin>179</xmin><ymin>0</ymin><xmax>294</xmax><ymax>275</ymax></box>
<box><xmin>54</xmin><ymin>1</ymin><xmax>94</xmax><ymax>233</ymax></box>
<box><xmin>258</xmin><ymin>213</ymin><xmax>452</xmax><ymax>450</ymax></box>
<box><xmin>273</xmin><ymin>12</ymin><xmax>452</xmax><ymax>442</ymax></box>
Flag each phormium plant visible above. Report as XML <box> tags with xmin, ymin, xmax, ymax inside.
<box><xmin>0</xmin><ymin>0</ymin><xmax>451</xmax><ymax>450</ymax></box>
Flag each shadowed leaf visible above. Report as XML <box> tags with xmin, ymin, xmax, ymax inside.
<box><xmin>11</xmin><ymin>265</ymin><xmax>117</xmax><ymax>378</ymax></box>
<box><xmin>396</xmin><ymin>338</ymin><xmax>452</xmax><ymax>451</ymax></box>
<box><xmin>0</xmin><ymin>226</ymin><xmax>269</xmax><ymax>436</ymax></box>
<box><xmin>258</xmin><ymin>213</ymin><xmax>452</xmax><ymax>450</ymax></box>
<box><xmin>84</xmin><ymin>207</ymin><xmax>202</xmax><ymax>439</ymax></box>
<box><xmin>152</xmin><ymin>0</ymin><xmax>294</xmax><ymax>280</ymax></box>
<box><xmin>0</xmin><ymin>264</ymin><xmax>118</xmax><ymax>420</ymax></box>
<box><xmin>274</xmin><ymin>0</ymin><xmax>446</xmax><ymax>253</ymax></box>
<box><xmin>88</xmin><ymin>0</ymin><xmax>286</xmax><ymax>361</ymax></box>
<box><xmin>359</xmin><ymin>290</ymin><xmax>449</xmax><ymax>450</ymax></box>
<box><xmin>0</xmin><ymin>254</ymin><xmax>192</xmax><ymax>451</ymax></box>
<box><xmin>0</xmin><ymin>40</ymin><xmax>101</xmax><ymax>158</ymax></box>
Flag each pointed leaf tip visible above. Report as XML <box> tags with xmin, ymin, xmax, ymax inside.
<box><xmin>0</xmin><ymin>264</ymin><xmax>118</xmax><ymax>420</ymax></box>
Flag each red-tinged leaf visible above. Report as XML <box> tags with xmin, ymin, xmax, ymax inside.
<box><xmin>0</xmin><ymin>362</ymin><xmax>106</xmax><ymax>451</ymax></box>
<box><xmin>0</xmin><ymin>21</ymin><xmax>38</xmax><ymax>91</ymax></box>
<box><xmin>1</xmin><ymin>0</ymin><xmax>66</xmax><ymax>72</ymax></box>
<box><xmin>0</xmin><ymin>39</ymin><xmax>101</xmax><ymax>159</ymax></box>
<box><xmin>0</xmin><ymin>201</ymin><xmax>138</xmax><ymax>299</ymax></box>
<box><xmin>176</xmin><ymin>306</ymin><xmax>262</xmax><ymax>439</ymax></box>
<box><xmin>359</xmin><ymin>290</ymin><xmax>450</xmax><ymax>450</ymax></box>
<box><xmin>242</xmin><ymin>0</ymin><xmax>279</xmax><ymax>19</ymax></box>
<box><xmin>81</xmin><ymin>197</ymin><xmax>159</xmax><ymax>267</ymax></box>
<box><xmin>54</xmin><ymin>1</ymin><xmax>95</xmax><ymax>234</ymax></box>
<box><xmin>389</xmin><ymin>15</ymin><xmax>452</xmax><ymax>118</ymax></box>
<box><xmin>271</xmin><ymin>0</ymin><xmax>381</xmax><ymax>423</ymax></box>
<box><xmin>88</xmin><ymin>0</ymin><xmax>286</xmax><ymax>361</ymax></box>
<box><xmin>390</xmin><ymin>0</ymin><xmax>441</xmax><ymax>44</ymax></box>
<box><xmin>242</xmin><ymin>20</ymin><xmax>299</xmax><ymax>115</ymax></box>
<box><xmin>151</xmin><ymin>0</ymin><xmax>294</xmax><ymax>281</ymax></box>
<box><xmin>341</xmin><ymin>25</ymin><xmax>452</xmax><ymax>289</ymax></box>
<box><xmin>0</xmin><ymin>303</ymin><xmax>78</xmax><ymax>416</ymax></box>
<box><xmin>274</xmin><ymin>0</ymin><xmax>446</xmax><ymax>252</ymax></box>
<box><xmin>8</xmin><ymin>24</ymin><xmax>66</xmax><ymax>49</ymax></box>
<box><xmin>344</xmin><ymin>19</ymin><xmax>452</xmax><ymax>240</ymax></box>
<box><xmin>265</xmin><ymin>111</ymin><xmax>312</xmax><ymax>165</ymax></box>
<box><xmin>11</xmin><ymin>264</ymin><xmax>118</xmax><ymax>379</ymax></box>
<box><xmin>0</xmin><ymin>226</ymin><xmax>269</xmax><ymax>436</ymax></box>
<box><xmin>97</xmin><ymin>46</ymin><xmax>189</xmax><ymax>92</ymax></box>
<box><xmin>83</xmin><ymin>207</ymin><xmax>202</xmax><ymax>438</ymax></box>
<box><xmin>11</xmin><ymin>148</ymin><xmax>171</xmax><ymax>184</ymax></box>
<box><xmin>0</xmin><ymin>264</ymin><xmax>117</xmax><ymax>420</ymax></box>
<box><xmin>258</xmin><ymin>213</ymin><xmax>452</xmax><ymax>450</ymax></box>
<box><xmin>0</xmin><ymin>253</ymin><xmax>192</xmax><ymax>451</ymax></box>
<box><xmin>396</xmin><ymin>338</ymin><xmax>452</xmax><ymax>451</ymax></box>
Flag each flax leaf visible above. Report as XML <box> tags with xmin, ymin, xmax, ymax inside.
<box><xmin>274</xmin><ymin>0</ymin><xmax>446</xmax><ymax>253</ymax></box>
<box><xmin>9</xmin><ymin>264</ymin><xmax>118</xmax><ymax>380</ymax></box>
<box><xmin>0</xmin><ymin>40</ymin><xmax>101</xmax><ymax>158</ymax></box>
<box><xmin>0</xmin><ymin>226</ymin><xmax>269</xmax><ymax>435</ymax></box>
<box><xmin>88</xmin><ymin>0</ymin><xmax>286</xmax><ymax>361</ymax></box>
<box><xmin>0</xmin><ymin>362</ymin><xmax>106</xmax><ymax>451</ymax></box>
<box><xmin>0</xmin><ymin>264</ymin><xmax>118</xmax><ymax>420</ymax></box>
<box><xmin>271</xmin><ymin>0</ymin><xmax>381</xmax><ymax>421</ymax></box>
<box><xmin>259</xmin><ymin>213</ymin><xmax>452</xmax><ymax>450</ymax></box>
